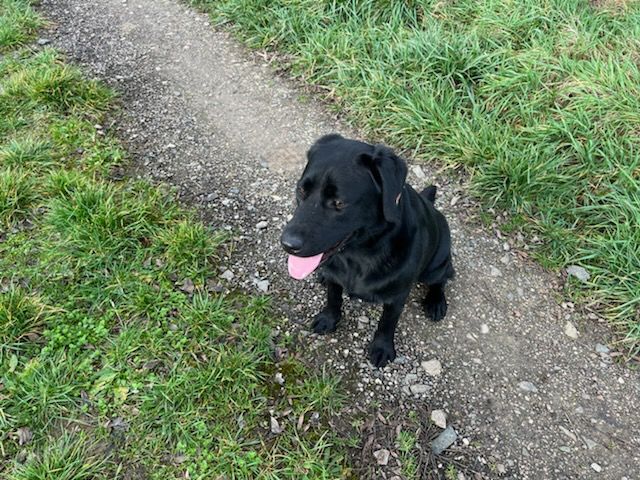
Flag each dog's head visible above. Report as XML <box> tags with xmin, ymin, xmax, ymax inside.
<box><xmin>281</xmin><ymin>134</ymin><xmax>407</xmax><ymax>279</ymax></box>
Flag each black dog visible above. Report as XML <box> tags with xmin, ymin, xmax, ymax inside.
<box><xmin>281</xmin><ymin>134</ymin><xmax>454</xmax><ymax>367</ymax></box>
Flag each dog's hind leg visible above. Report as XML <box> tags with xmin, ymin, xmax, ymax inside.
<box><xmin>311</xmin><ymin>281</ymin><xmax>343</xmax><ymax>334</ymax></box>
<box><xmin>368</xmin><ymin>293</ymin><xmax>409</xmax><ymax>368</ymax></box>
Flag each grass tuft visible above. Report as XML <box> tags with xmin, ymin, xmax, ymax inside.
<box><xmin>159</xmin><ymin>220</ymin><xmax>226</xmax><ymax>279</ymax></box>
<box><xmin>7</xmin><ymin>432</ymin><xmax>111</xmax><ymax>480</ymax></box>
<box><xmin>0</xmin><ymin>136</ymin><xmax>53</xmax><ymax>168</ymax></box>
<box><xmin>0</xmin><ymin>166</ymin><xmax>38</xmax><ymax>225</ymax></box>
<box><xmin>0</xmin><ymin>286</ymin><xmax>47</xmax><ymax>351</ymax></box>
<box><xmin>0</xmin><ymin>0</ymin><xmax>42</xmax><ymax>51</ymax></box>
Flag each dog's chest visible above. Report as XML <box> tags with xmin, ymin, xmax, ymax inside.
<box><xmin>321</xmin><ymin>257</ymin><xmax>400</xmax><ymax>303</ymax></box>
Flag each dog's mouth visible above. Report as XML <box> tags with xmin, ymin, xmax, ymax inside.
<box><xmin>287</xmin><ymin>234</ymin><xmax>352</xmax><ymax>280</ymax></box>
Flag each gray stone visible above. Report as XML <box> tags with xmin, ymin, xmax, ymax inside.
<box><xmin>410</xmin><ymin>384</ymin><xmax>429</xmax><ymax>394</ymax></box>
<box><xmin>564</xmin><ymin>321</ymin><xmax>579</xmax><ymax>339</ymax></box>
<box><xmin>256</xmin><ymin>220</ymin><xmax>268</xmax><ymax>229</ymax></box>
<box><xmin>518</xmin><ymin>381</ymin><xmax>538</xmax><ymax>393</ymax></box>
<box><xmin>421</xmin><ymin>359</ymin><xmax>442</xmax><ymax>377</ymax></box>
<box><xmin>490</xmin><ymin>266</ymin><xmax>502</xmax><ymax>277</ymax></box>
<box><xmin>394</xmin><ymin>355</ymin><xmax>408</xmax><ymax>365</ymax></box>
<box><xmin>404</xmin><ymin>373</ymin><xmax>418</xmax><ymax>385</ymax></box>
<box><xmin>373</xmin><ymin>449</ymin><xmax>390</xmax><ymax>466</ymax></box>
<box><xmin>220</xmin><ymin>269</ymin><xmax>234</xmax><ymax>281</ymax></box>
<box><xmin>412</xmin><ymin>165</ymin><xmax>426</xmax><ymax>180</ymax></box>
<box><xmin>559</xmin><ymin>426</ymin><xmax>577</xmax><ymax>442</ymax></box>
<box><xmin>255</xmin><ymin>279</ymin><xmax>269</xmax><ymax>292</ymax></box>
<box><xmin>567</xmin><ymin>265</ymin><xmax>590</xmax><ymax>282</ymax></box>
<box><xmin>431</xmin><ymin>409</ymin><xmax>447</xmax><ymax>428</ymax></box>
<box><xmin>591</xmin><ymin>462</ymin><xmax>602</xmax><ymax>473</ymax></box>
<box><xmin>431</xmin><ymin>426</ymin><xmax>457</xmax><ymax>455</ymax></box>
<box><xmin>595</xmin><ymin>343</ymin><xmax>610</xmax><ymax>354</ymax></box>
<box><xmin>270</xmin><ymin>416</ymin><xmax>282</xmax><ymax>434</ymax></box>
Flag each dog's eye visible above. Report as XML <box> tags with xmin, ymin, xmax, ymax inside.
<box><xmin>332</xmin><ymin>199</ymin><xmax>345</xmax><ymax>211</ymax></box>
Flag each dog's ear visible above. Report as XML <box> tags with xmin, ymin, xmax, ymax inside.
<box><xmin>358</xmin><ymin>145</ymin><xmax>408</xmax><ymax>223</ymax></box>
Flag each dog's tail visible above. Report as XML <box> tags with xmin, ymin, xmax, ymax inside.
<box><xmin>420</xmin><ymin>185</ymin><xmax>437</xmax><ymax>203</ymax></box>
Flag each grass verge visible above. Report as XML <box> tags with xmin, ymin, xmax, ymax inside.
<box><xmin>0</xmin><ymin>1</ymin><xmax>350</xmax><ymax>478</ymax></box>
<box><xmin>190</xmin><ymin>0</ymin><xmax>640</xmax><ymax>354</ymax></box>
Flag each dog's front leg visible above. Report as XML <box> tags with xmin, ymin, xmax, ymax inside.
<box><xmin>368</xmin><ymin>294</ymin><xmax>408</xmax><ymax>368</ymax></box>
<box><xmin>311</xmin><ymin>280</ymin><xmax>343</xmax><ymax>334</ymax></box>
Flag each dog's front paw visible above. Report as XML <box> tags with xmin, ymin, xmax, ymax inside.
<box><xmin>368</xmin><ymin>336</ymin><xmax>396</xmax><ymax>368</ymax></box>
<box><xmin>311</xmin><ymin>310</ymin><xmax>339</xmax><ymax>334</ymax></box>
<box><xmin>422</xmin><ymin>289</ymin><xmax>448</xmax><ymax>322</ymax></box>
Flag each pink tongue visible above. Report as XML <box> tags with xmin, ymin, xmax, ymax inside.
<box><xmin>288</xmin><ymin>253</ymin><xmax>324</xmax><ymax>280</ymax></box>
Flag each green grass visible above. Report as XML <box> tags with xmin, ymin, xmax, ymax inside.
<box><xmin>397</xmin><ymin>429</ymin><xmax>419</xmax><ymax>479</ymax></box>
<box><xmin>0</xmin><ymin>0</ymin><xmax>41</xmax><ymax>51</ymax></box>
<box><xmin>191</xmin><ymin>0</ymin><xmax>640</xmax><ymax>354</ymax></box>
<box><xmin>0</xmin><ymin>2</ymin><xmax>350</xmax><ymax>478</ymax></box>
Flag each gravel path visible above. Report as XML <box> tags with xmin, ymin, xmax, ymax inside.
<box><xmin>40</xmin><ymin>0</ymin><xmax>640</xmax><ymax>478</ymax></box>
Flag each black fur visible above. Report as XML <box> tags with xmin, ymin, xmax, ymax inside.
<box><xmin>281</xmin><ymin>134</ymin><xmax>454</xmax><ymax>367</ymax></box>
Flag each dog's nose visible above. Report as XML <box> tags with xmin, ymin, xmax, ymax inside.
<box><xmin>281</xmin><ymin>231</ymin><xmax>303</xmax><ymax>254</ymax></box>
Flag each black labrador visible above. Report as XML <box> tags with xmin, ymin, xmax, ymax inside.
<box><xmin>281</xmin><ymin>134</ymin><xmax>454</xmax><ymax>367</ymax></box>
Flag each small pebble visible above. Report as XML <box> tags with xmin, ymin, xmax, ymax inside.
<box><xmin>431</xmin><ymin>409</ymin><xmax>447</xmax><ymax>428</ymax></box>
<box><xmin>412</xmin><ymin>165</ymin><xmax>426</xmax><ymax>180</ymax></box>
<box><xmin>410</xmin><ymin>384</ymin><xmax>429</xmax><ymax>395</ymax></box>
<box><xmin>567</xmin><ymin>265</ymin><xmax>590</xmax><ymax>282</ymax></box>
<box><xmin>518</xmin><ymin>381</ymin><xmax>538</xmax><ymax>393</ymax></box>
<box><xmin>585</xmin><ymin>438</ymin><xmax>597</xmax><ymax>450</ymax></box>
<box><xmin>373</xmin><ymin>449</ymin><xmax>390</xmax><ymax>466</ymax></box>
<box><xmin>591</xmin><ymin>463</ymin><xmax>602</xmax><ymax>473</ymax></box>
<box><xmin>564</xmin><ymin>321</ymin><xmax>579</xmax><ymax>339</ymax></box>
<box><xmin>431</xmin><ymin>426</ymin><xmax>457</xmax><ymax>455</ymax></box>
<box><xmin>394</xmin><ymin>355</ymin><xmax>408</xmax><ymax>365</ymax></box>
<box><xmin>255</xmin><ymin>279</ymin><xmax>269</xmax><ymax>292</ymax></box>
<box><xmin>404</xmin><ymin>373</ymin><xmax>418</xmax><ymax>385</ymax></box>
<box><xmin>220</xmin><ymin>270</ymin><xmax>234</xmax><ymax>281</ymax></box>
<box><xmin>421</xmin><ymin>359</ymin><xmax>442</xmax><ymax>377</ymax></box>
<box><xmin>270</xmin><ymin>417</ymin><xmax>282</xmax><ymax>434</ymax></box>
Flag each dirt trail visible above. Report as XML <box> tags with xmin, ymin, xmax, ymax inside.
<box><xmin>41</xmin><ymin>0</ymin><xmax>640</xmax><ymax>478</ymax></box>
